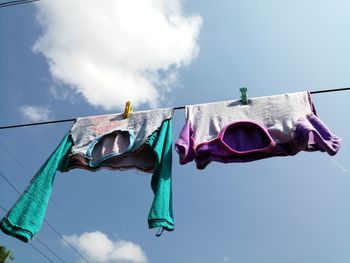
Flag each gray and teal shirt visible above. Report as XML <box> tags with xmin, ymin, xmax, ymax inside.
<box><xmin>0</xmin><ymin>108</ymin><xmax>174</xmax><ymax>242</ymax></box>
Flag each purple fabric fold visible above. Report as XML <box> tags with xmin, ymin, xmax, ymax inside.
<box><xmin>175</xmin><ymin>113</ymin><xmax>341</xmax><ymax>169</ymax></box>
<box><xmin>293</xmin><ymin>114</ymin><xmax>341</xmax><ymax>155</ymax></box>
<box><xmin>175</xmin><ymin>121</ymin><xmax>196</xmax><ymax>164</ymax></box>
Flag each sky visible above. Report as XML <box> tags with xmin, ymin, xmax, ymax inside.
<box><xmin>1</xmin><ymin>0</ymin><xmax>350</xmax><ymax>262</ymax></box>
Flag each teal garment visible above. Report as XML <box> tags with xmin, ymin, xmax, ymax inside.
<box><xmin>147</xmin><ymin>119</ymin><xmax>174</xmax><ymax>231</ymax></box>
<box><xmin>0</xmin><ymin>119</ymin><xmax>174</xmax><ymax>242</ymax></box>
<box><xmin>0</xmin><ymin>133</ymin><xmax>72</xmax><ymax>242</ymax></box>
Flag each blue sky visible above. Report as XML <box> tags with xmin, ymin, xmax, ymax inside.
<box><xmin>1</xmin><ymin>0</ymin><xmax>350</xmax><ymax>262</ymax></box>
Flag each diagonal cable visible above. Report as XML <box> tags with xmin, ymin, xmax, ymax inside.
<box><xmin>28</xmin><ymin>242</ymin><xmax>56</xmax><ymax>263</ymax></box>
<box><xmin>0</xmin><ymin>140</ymin><xmax>99</xmax><ymax>250</ymax></box>
<box><xmin>0</xmin><ymin>203</ymin><xmax>8</xmax><ymax>213</ymax></box>
<box><xmin>34</xmin><ymin>236</ymin><xmax>67</xmax><ymax>263</ymax></box>
<box><xmin>0</xmin><ymin>0</ymin><xmax>39</xmax><ymax>8</ymax></box>
<box><xmin>0</xmin><ymin>140</ymin><xmax>87</xmax><ymax>233</ymax></box>
<box><xmin>43</xmin><ymin>219</ymin><xmax>90</xmax><ymax>263</ymax></box>
<box><xmin>0</xmin><ymin>170</ymin><xmax>90</xmax><ymax>263</ymax></box>
<box><xmin>0</xmin><ymin>170</ymin><xmax>21</xmax><ymax>195</ymax></box>
<box><xmin>0</xmin><ymin>138</ymin><xmax>107</xmax><ymax>256</ymax></box>
<box><xmin>0</xmin><ymin>203</ymin><xmax>57</xmax><ymax>263</ymax></box>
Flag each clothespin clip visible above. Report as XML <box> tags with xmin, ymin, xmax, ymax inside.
<box><xmin>123</xmin><ymin>101</ymin><xmax>133</xmax><ymax>118</ymax></box>
<box><xmin>240</xmin><ymin>87</ymin><xmax>248</xmax><ymax>105</ymax></box>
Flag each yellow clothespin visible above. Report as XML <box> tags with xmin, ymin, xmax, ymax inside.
<box><xmin>123</xmin><ymin>101</ymin><xmax>133</xmax><ymax>118</ymax></box>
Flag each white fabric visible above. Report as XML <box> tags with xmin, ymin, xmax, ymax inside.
<box><xmin>186</xmin><ymin>91</ymin><xmax>313</xmax><ymax>145</ymax></box>
<box><xmin>70</xmin><ymin>108</ymin><xmax>173</xmax><ymax>159</ymax></box>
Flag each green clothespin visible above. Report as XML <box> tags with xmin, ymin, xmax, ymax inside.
<box><xmin>240</xmin><ymin>87</ymin><xmax>248</xmax><ymax>105</ymax></box>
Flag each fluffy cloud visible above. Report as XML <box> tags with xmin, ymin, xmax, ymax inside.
<box><xmin>20</xmin><ymin>105</ymin><xmax>51</xmax><ymax>122</ymax></box>
<box><xmin>63</xmin><ymin>231</ymin><xmax>147</xmax><ymax>263</ymax></box>
<box><xmin>33</xmin><ymin>0</ymin><xmax>202</xmax><ymax>110</ymax></box>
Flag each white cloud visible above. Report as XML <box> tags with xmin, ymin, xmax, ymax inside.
<box><xmin>33</xmin><ymin>0</ymin><xmax>202</xmax><ymax>110</ymax></box>
<box><xmin>20</xmin><ymin>105</ymin><xmax>51</xmax><ymax>122</ymax></box>
<box><xmin>63</xmin><ymin>231</ymin><xmax>147</xmax><ymax>263</ymax></box>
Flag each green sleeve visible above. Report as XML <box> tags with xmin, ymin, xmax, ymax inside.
<box><xmin>0</xmin><ymin>133</ymin><xmax>73</xmax><ymax>242</ymax></box>
<box><xmin>146</xmin><ymin>119</ymin><xmax>174</xmax><ymax>232</ymax></box>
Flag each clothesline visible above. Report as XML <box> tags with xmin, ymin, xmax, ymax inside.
<box><xmin>0</xmin><ymin>89</ymin><xmax>343</xmax><ymax>245</ymax></box>
<box><xmin>0</xmin><ymin>86</ymin><xmax>349</xmax><ymax>130</ymax></box>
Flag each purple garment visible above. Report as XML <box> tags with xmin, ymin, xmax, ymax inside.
<box><xmin>176</xmin><ymin>94</ymin><xmax>341</xmax><ymax>169</ymax></box>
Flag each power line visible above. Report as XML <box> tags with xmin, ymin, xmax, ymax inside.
<box><xmin>1</xmin><ymin>204</ymin><xmax>66</xmax><ymax>263</ymax></box>
<box><xmin>0</xmin><ymin>203</ymin><xmax>57</xmax><ymax>263</ymax></box>
<box><xmin>0</xmin><ymin>204</ymin><xmax>7</xmax><ymax>213</ymax></box>
<box><xmin>34</xmin><ymin>236</ymin><xmax>67</xmax><ymax>263</ymax></box>
<box><xmin>0</xmin><ymin>170</ymin><xmax>90</xmax><ymax>263</ymax></box>
<box><xmin>0</xmin><ymin>0</ymin><xmax>39</xmax><ymax>9</ymax></box>
<box><xmin>0</xmin><ymin>86</ymin><xmax>349</xmax><ymax>130</ymax></box>
<box><xmin>49</xmin><ymin>200</ymin><xmax>92</xmax><ymax>239</ymax></box>
<box><xmin>0</xmin><ymin>140</ymin><xmax>88</xmax><ymax>235</ymax></box>
<box><xmin>43</xmin><ymin>219</ymin><xmax>90</xmax><ymax>263</ymax></box>
<box><xmin>0</xmin><ymin>141</ymin><xmax>29</xmax><ymax>176</ymax></box>
<box><xmin>28</xmin><ymin>242</ymin><xmax>56</xmax><ymax>263</ymax></box>
<box><xmin>0</xmin><ymin>170</ymin><xmax>21</xmax><ymax>195</ymax></box>
<box><xmin>0</xmin><ymin>141</ymin><xmax>115</xmax><ymax>262</ymax></box>
<box><xmin>0</xmin><ymin>140</ymin><xmax>99</xmax><ymax>252</ymax></box>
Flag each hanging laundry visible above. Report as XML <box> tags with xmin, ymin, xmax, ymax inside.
<box><xmin>175</xmin><ymin>91</ymin><xmax>341</xmax><ymax>169</ymax></box>
<box><xmin>1</xmin><ymin>108</ymin><xmax>174</xmax><ymax>242</ymax></box>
